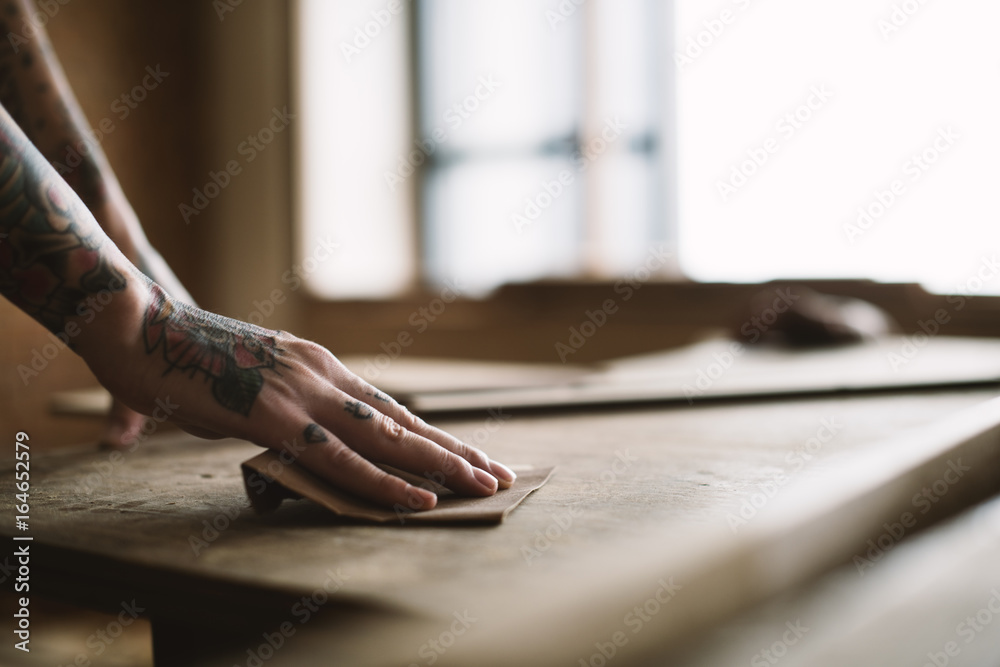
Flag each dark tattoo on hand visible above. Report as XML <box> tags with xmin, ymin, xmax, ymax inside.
<box><xmin>344</xmin><ymin>400</ymin><xmax>373</xmax><ymax>420</ymax></box>
<box><xmin>303</xmin><ymin>423</ymin><xmax>328</xmax><ymax>444</ymax></box>
<box><xmin>366</xmin><ymin>390</ymin><xmax>391</xmax><ymax>403</ymax></box>
<box><xmin>143</xmin><ymin>283</ymin><xmax>286</xmax><ymax>417</ymax></box>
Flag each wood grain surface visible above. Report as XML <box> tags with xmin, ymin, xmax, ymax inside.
<box><xmin>3</xmin><ymin>389</ymin><xmax>998</xmax><ymax>665</ymax></box>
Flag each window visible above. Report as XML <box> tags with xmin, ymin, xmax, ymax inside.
<box><xmin>675</xmin><ymin>0</ymin><xmax>1000</xmax><ymax>294</ymax></box>
<box><xmin>296</xmin><ymin>1</ymin><xmax>1000</xmax><ymax>299</ymax></box>
<box><xmin>295</xmin><ymin>0</ymin><xmax>415</xmax><ymax>299</ymax></box>
<box><xmin>295</xmin><ymin>0</ymin><xmax>675</xmax><ymax>298</ymax></box>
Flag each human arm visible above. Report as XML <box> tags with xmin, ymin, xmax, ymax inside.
<box><xmin>0</xmin><ymin>0</ymin><xmax>191</xmax><ymax>301</ymax></box>
<box><xmin>0</xmin><ymin>0</ymin><xmax>197</xmax><ymax>445</ymax></box>
<box><xmin>0</xmin><ymin>103</ymin><xmax>514</xmax><ymax>508</ymax></box>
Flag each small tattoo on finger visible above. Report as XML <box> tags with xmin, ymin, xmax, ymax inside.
<box><xmin>303</xmin><ymin>423</ymin><xmax>328</xmax><ymax>444</ymax></box>
<box><xmin>345</xmin><ymin>400</ymin><xmax>373</xmax><ymax>420</ymax></box>
<box><xmin>367</xmin><ymin>390</ymin><xmax>391</xmax><ymax>403</ymax></box>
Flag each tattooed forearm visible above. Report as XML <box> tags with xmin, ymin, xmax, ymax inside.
<box><xmin>0</xmin><ymin>1</ymin><xmax>107</xmax><ymax>209</ymax></box>
<box><xmin>143</xmin><ymin>283</ymin><xmax>286</xmax><ymax>417</ymax></box>
<box><xmin>0</xmin><ymin>1</ymin><xmax>195</xmax><ymax>307</ymax></box>
<box><xmin>0</xmin><ymin>114</ymin><xmax>125</xmax><ymax>332</ymax></box>
<box><xmin>344</xmin><ymin>400</ymin><xmax>373</xmax><ymax>420</ymax></box>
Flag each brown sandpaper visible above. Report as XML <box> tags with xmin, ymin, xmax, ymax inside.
<box><xmin>241</xmin><ymin>450</ymin><xmax>554</xmax><ymax>524</ymax></box>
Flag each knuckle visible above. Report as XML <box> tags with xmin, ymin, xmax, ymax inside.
<box><xmin>322</xmin><ymin>441</ymin><xmax>360</xmax><ymax>470</ymax></box>
<box><xmin>294</xmin><ymin>339</ymin><xmax>343</xmax><ymax>375</ymax></box>
<box><xmin>374</xmin><ymin>470</ymin><xmax>406</xmax><ymax>499</ymax></box>
<box><xmin>463</xmin><ymin>444</ymin><xmax>491</xmax><ymax>467</ymax></box>
<box><xmin>377</xmin><ymin>415</ymin><xmax>407</xmax><ymax>443</ymax></box>
<box><xmin>397</xmin><ymin>405</ymin><xmax>425</xmax><ymax>431</ymax></box>
<box><xmin>291</xmin><ymin>336</ymin><xmax>325</xmax><ymax>359</ymax></box>
<box><xmin>441</xmin><ymin>436</ymin><xmax>487</xmax><ymax>467</ymax></box>
<box><xmin>439</xmin><ymin>453</ymin><xmax>464</xmax><ymax>477</ymax></box>
<box><xmin>431</xmin><ymin>446</ymin><xmax>471</xmax><ymax>478</ymax></box>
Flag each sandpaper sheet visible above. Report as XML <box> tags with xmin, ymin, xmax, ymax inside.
<box><xmin>242</xmin><ymin>450</ymin><xmax>554</xmax><ymax>524</ymax></box>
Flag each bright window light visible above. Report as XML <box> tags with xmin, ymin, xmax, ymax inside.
<box><xmin>419</xmin><ymin>0</ymin><xmax>671</xmax><ymax>295</ymax></box>
<box><xmin>295</xmin><ymin>0</ymin><xmax>415</xmax><ymax>298</ymax></box>
<box><xmin>295</xmin><ymin>0</ymin><xmax>672</xmax><ymax>299</ymax></box>
<box><xmin>676</xmin><ymin>0</ymin><xmax>1000</xmax><ymax>294</ymax></box>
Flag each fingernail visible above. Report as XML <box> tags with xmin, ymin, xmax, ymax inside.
<box><xmin>489</xmin><ymin>461</ymin><xmax>516</xmax><ymax>488</ymax></box>
<box><xmin>408</xmin><ymin>487</ymin><xmax>437</xmax><ymax>511</ymax></box>
<box><xmin>472</xmin><ymin>467</ymin><xmax>498</xmax><ymax>494</ymax></box>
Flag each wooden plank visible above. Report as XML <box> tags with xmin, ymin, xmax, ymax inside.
<box><xmin>430</xmin><ymin>395</ymin><xmax>1000</xmax><ymax>667</ymax></box>
<box><xmin>405</xmin><ymin>337</ymin><xmax>1000</xmax><ymax>414</ymax></box>
<box><xmin>665</xmin><ymin>493</ymin><xmax>1000</xmax><ymax>666</ymax></box>
<box><xmin>47</xmin><ymin>355</ymin><xmax>588</xmax><ymax>416</ymax></box>
<box><xmin>2</xmin><ymin>390</ymin><xmax>996</xmax><ymax>665</ymax></box>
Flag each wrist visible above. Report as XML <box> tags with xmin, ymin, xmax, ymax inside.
<box><xmin>73</xmin><ymin>267</ymin><xmax>154</xmax><ymax>401</ymax></box>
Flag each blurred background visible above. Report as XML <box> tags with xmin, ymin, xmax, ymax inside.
<box><xmin>4</xmin><ymin>3</ymin><xmax>1000</xmax><ymax>665</ymax></box>
<box><xmin>5</xmin><ymin>0</ymin><xmax>1000</xmax><ymax>445</ymax></box>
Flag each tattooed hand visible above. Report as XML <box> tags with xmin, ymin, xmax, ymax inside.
<box><xmin>0</xmin><ymin>97</ymin><xmax>513</xmax><ymax>511</ymax></box>
<box><xmin>0</xmin><ymin>0</ymin><xmax>196</xmax><ymax>449</ymax></box>
<box><xmin>131</xmin><ymin>283</ymin><xmax>515</xmax><ymax>509</ymax></box>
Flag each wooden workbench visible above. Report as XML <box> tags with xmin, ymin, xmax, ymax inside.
<box><xmin>4</xmin><ymin>387</ymin><xmax>1000</xmax><ymax>665</ymax></box>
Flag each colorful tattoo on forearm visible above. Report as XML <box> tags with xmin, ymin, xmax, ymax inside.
<box><xmin>0</xmin><ymin>114</ymin><xmax>124</xmax><ymax>333</ymax></box>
